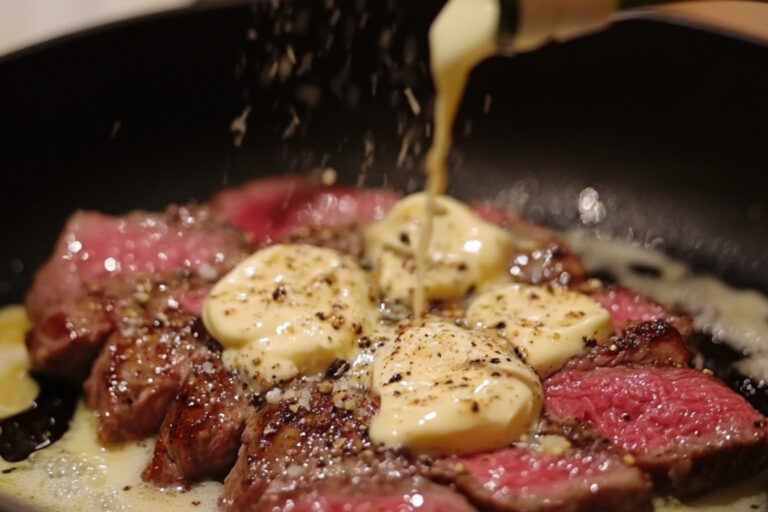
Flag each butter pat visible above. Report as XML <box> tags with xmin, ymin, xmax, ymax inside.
<box><xmin>0</xmin><ymin>305</ymin><xmax>38</xmax><ymax>420</ymax></box>
<box><xmin>365</xmin><ymin>193</ymin><xmax>512</xmax><ymax>305</ymax></box>
<box><xmin>370</xmin><ymin>321</ymin><xmax>542</xmax><ymax>455</ymax></box>
<box><xmin>466</xmin><ymin>283</ymin><xmax>612</xmax><ymax>376</ymax></box>
<box><xmin>203</xmin><ymin>244</ymin><xmax>376</xmax><ymax>388</ymax></box>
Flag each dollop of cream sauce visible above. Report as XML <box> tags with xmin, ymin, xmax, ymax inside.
<box><xmin>203</xmin><ymin>244</ymin><xmax>376</xmax><ymax>390</ymax></box>
<box><xmin>369</xmin><ymin>320</ymin><xmax>542</xmax><ymax>455</ymax></box>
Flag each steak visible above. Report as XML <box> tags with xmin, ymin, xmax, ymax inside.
<box><xmin>27</xmin><ymin>272</ymin><xmax>216</xmax><ymax>384</ymax></box>
<box><xmin>25</xmin><ymin>204</ymin><xmax>251</xmax><ymax>322</ymax></box>
<box><xmin>83</xmin><ymin>311</ymin><xmax>215</xmax><ymax>444</ymax></box>
<box><xmin>564</xmin><ymin>320</ymin><xmax>692</xmax><ymax>371</ymax></box>
<box><xmin>590</xmin><ymin>286</ymin><xmax>692</xmax><ymax>337</ymax></box>
<box><xmin>142</xmin><ymin>354</ymin><xmax>250</xmax><ymax>487</ymax></box>
<box><xmin>427</xmin><ymin>444</ymin><xmax>652</xmax><ymax>512</ymax></box>
<box><xmin>211</xmin><ymin>175</ymin><xmax>401</xmax><ymax>245</ymax></box>
<box><xmin>222</xmin><ymin>377</ymin><xmax>476</xmax><ymax>512</ymax></box>
<box><xmin>220</xmin><ymin>378</ymin><xmax>382</xmax><ymax>511</ymax></box>
<box><xmin>473</xmin><ymin>202</ymin><xmax>587</xmax><ymax>286</ymax></box>
<box><xmin>544</xmin><ymin>364</ymin><xmax>768</xmax><ymax>497</ymax></box>
<box><xmin>26</xmin><ymin>290</ymin><xmax>114</xmax><ymax>383</ymax></box>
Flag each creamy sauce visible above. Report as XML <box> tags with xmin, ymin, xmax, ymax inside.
<box><xmin>3</xmin><ymin>1</ymin><xmax>768</xmax><ymax>510</ymax></box>
<box><xmin>0</xmin><ymin>305</ymin><xmax>38</xmax><ymax>420</ymax></box>
<box><xmin>365</xmin><ymin>193</ymin><xmax>512</xmax><ymax>306</ymax></box>
<box><xmin>0</xmin><ymin>403</ymin><xmax>221</xmax><ymax>512</ymax></box>
<box><xmin>466</xmin><ymin>283</ymin><xmax>613</xmax><ymax>377</ymax></box>
<box><xmin>417</xmin><ymin>0</ymin><xmax>501</xmax><ymax>317</ymax></box>
<box><xmin>369</xmin><ymin>320</ymin><xmax>542</xmax><ymax>455</ymax></box>
<box><xmin>203</xmin><ymin>244</ymin><xmax>376</xmax><ymax>389</ymax></box>
<box><xmin>417</xmin><ymin>0</ymin><xmax>619</xmax><ymax>316</ymax></box>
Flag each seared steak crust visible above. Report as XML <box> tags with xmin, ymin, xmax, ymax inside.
<box><xmin>564</xmin><ymin>320</ymin><xmax>692</xmax><ymax>371</ymax></box>
<box><xmin>27</xmin><ymin>271</ymin><xmax>239</xmax><ymax>385</ymax></box>
<box><xmin>589</xmin><ymin>286</ymin><xmax>693</xmax><ymax>337</ymax></box>
<box><xmin>83</xmin><ymin>311</ymin><xmax>215</xmax><ymax>444</ymax></box>
<box><xmin>221</xmin><ymin>379</ymin><xmax>383</xmax><ymax>511</ymax></box>
<box><xmin>502</xmin><ymin>212</ymin><xmax>587</xmax><ymax>286</ymax></box>
<box><xmin>142</xmin><ymin>354</ymin><xmax>250</xmax><ymax>487</ymax></box>
<box><xmin>221</xmin><ymin>377</ymin><xmax>478</xmax><ymax>512</ymax></box>
<box><xmin>19</xmin><ymin>177</ymin><xmax>768</xmax><ymax>509</ymax></box>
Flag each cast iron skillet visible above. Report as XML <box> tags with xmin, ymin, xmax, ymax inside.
<box><xmin>0</xmin><ymin>2</ymin><xmax>766</xmax><ymax>510</ymax></box>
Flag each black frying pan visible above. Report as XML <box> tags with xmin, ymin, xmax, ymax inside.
<box><xmin>0</xmin><ymin>5</ymin><xmax>767</xmax><ymax>509</ymax></box>
<box><xmin>0</xmin><ymin>1</ymin><xmax>766</xmax><ymax>302</ymax></box>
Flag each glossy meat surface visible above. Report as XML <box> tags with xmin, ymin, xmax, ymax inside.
<box><xmin>430</xmin><ymin>444</ymin><xmax>652</xmax><ymax>512</ymax></box>
<box><xmin>25</xmin><ymin>205</ymin><xmax>251</xmax><ymax>321</ymax></box>
<box><xmin>143</xmin><ymin>354</ymin><xmax>250</xmax><ymax>487</ymax></box>
<box><xmin>545</xmin><ymin>364</ymin><xmax>768</xmax><ymax>496</ymax></box>
<box><xmin>590</xmin><ymin>286</ymin><xmax>692</xmax><ymax>336</ymax></box>
<box><xmin>83</xmin><ymin>311</ymin><xmax>214</xmax><ymax>444</ymax></box>
<box><xmin>211</xmin><ymin>175</ymin><xmax>401</xmax><ymax>244</ymax></box>
<box><xmin>564</xmin><ymin>320</ymin><xmax>692</xmax><ymax>371</ymax></box>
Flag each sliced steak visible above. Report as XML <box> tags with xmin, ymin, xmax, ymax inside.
<box><xmin>27</xmin><ymin>272</ymin><xmax>216</xmax><ymax>384</ymax></box>
<box><xmin>544</xmin><ymin>364</ymin><xmax>768</xmax><ymax>497</ymax></box>
<box><xmin>221</xmin><ymin>378</ymin><xmax>380</xmax><ymax>511</ymax></box>
<box><xmin>211</xmin><ymin>175</ymin><xmax>401</xmax><ymax>245</ymax></box>
<box><xmin>26</xmin><ymin>290</ymin><xmax>114</xmax><ymax>383</ymax></box>
<box><xmin>221</xmin><ymin>378</ymin><xmax>450</xmax><ymax>511</ymax></box>
<box><xmin>142</xmin><ymin>355</ymin><xmax>250</xmax><ymax>487</ymax></box>
<box><xmin>26</xmin><ymin>204</ymin><xmax>251</xmax><ymax>321</ymax></box>
<box><xmin>263</xmin><ymin>478</ymin><xmax>478</xmax><ymax>512</ymax></box>
<box><xmin>565</xmin><ymin>320</ymin><xmax>692</xmax><ymax>371</ymax></box>
<box><xmin>473</xmin><ymin>202</ymin><xmax>587</xmax><ymax>286</ymax></box>
<box><xmin>427</xmin><ymin>444</ymin><xmax>652</xmax><ymax>512</ymax></box>
<box><xmin>589</xmin><ymin>286</ymin><xmax>692</xmax><ymax>337</ymax></box>
<box><xmin>83</xmin><ymin>311</ymin><xmax>215</xmax><ymax>444</ymax></box>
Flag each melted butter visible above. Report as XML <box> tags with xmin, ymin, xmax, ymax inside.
<box><xmin>0</xmin><ymin>402</ymin><xmax>221</xmax><ymax>512</ymax></box>
<box><xmin>203</xmin><ymin>244</ymin><xmax>376</xmax><ymax>389</ymax></box>
<box><xmin>0</xmin><ymin>305</ymin><xmax>38</xmax><ymax>420</ymax></box>
<box><xmin>369</xmin><ymin>320</ymin><xmax>542</xmax><ymax>455</ymax></box>
<box><xmin>466</xmin><ymin>283</ymin><xmax>613</xmax><ymax>376</ymax></box>
<box><xmin>416</xmin><ymin>0</ymin><xmax>619</xmax><ymax>317</ymax></box>
<box><xmin>416</xmin><ymin>0</ymin><xmax>501</xmax><ymax>318</ymax></box>
<box><xmin>365</xmin><ymin>193</ymin><xmax>512</xmax><ymax>307</ymax></box>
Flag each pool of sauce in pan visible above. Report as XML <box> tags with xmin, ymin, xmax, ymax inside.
<box><xmin>0</xmin><ymin>378</ymin><xmax>78</xmax><ymax>462</ymax></box>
